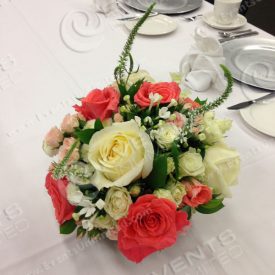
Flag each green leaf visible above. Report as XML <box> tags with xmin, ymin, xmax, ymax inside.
<box><xmin>94</xmin><ymin>119</ymin><xmax>104</xmax><ymax>131</ymax></box>
<box><xmin>196</xmin><ymin>199</ymin><xmax>224</xmax><ymax>214</ymax></box>
<box><xmin>181</xmin><ymin>205</ymin><xmax>192</xmax><ymax>220</ymax></box>
<box><xmin>77</xmin><ymin>226</ymin><xmax>86</xmax><ymax>239</ymax></box>
<box><xmin>171</xmin><ymin>142</ymin><xmax>180</xmax><ymax>179</ymax></box>
<box><xmin>60</xmin><ymin>219</ymin><xmax>77</xmax><ymax>234</ymax></box>
<box><xmin>75</xmin><ymin>128</ymin><xmax>95</xmax><ymax>144</ymax></box>
<box><xmin>194</xmin><ymin>97</ymin><xmax>207</xmax><ymax>106</ymax></box>
<box><xmin>118</xmin><ymin>83</ymin><xmax>127</xmax><ymax>98</ymax></box>
<box><xmin>79</xmin><ymin>120</ymin><xmax>86</xmax><ymax>129</ymax></box>
<box><xmin>87</xmin><ymin>228</ymin><xmax>101</xmax><ymax>239</ymax></box>
<box><xmin>127</xmin><ymin>79</ymin><xmax>144</xmax><ymax>101</ymax></box>
<box><xmin>146</xmin><ymin>154</ymin><xmax>168</xmax><ymax>189</ymax></box>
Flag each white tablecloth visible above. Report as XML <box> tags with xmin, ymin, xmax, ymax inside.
<box><xmin>1</xmin><ymin>1</ymin><xmax>275</xmax><ymax>274</ymax></box>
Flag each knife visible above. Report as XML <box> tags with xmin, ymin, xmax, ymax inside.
<box><xmin>227</xmin><ymin>93</ymin><xmax>275</xmax><ymax>110</ymax></box>
<box><xmin>219</xmin><ymin>31</ymin><xmax>259</xmax><ymax>43</ymax></box>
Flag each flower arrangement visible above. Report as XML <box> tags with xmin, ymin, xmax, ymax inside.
<box><xmin>43</xmin><ymin>4</ymin><xmax>240</xmax><ymax>263</ymax></box>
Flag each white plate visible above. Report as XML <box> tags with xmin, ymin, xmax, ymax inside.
<box><xmin>223</xmin><ymin>38</ymin><xmax>275</xmax><ymax>91</ymax></box>
<box><xmin>202</xmin><ymin>12</ymin><xmax>247</xmax><ymax>30</ymax></box>
<box><xmin>240</xmin><ymin>100</ymin><xmax>275</xmax><ymax>137</ymax></box>
<box><xmin>124</xmin><ymin>14</ymin><xmax>178</xmax><ymax>36</ymax></box>
<box><xmin>124</xmin><ymin>0</ymin><xmax>202</xmax><ymax>14</ymax></box>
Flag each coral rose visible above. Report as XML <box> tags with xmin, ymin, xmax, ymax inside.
<box><xmin>45</xmin><ymin>173</ymin><xmax>75</xmax><ymax>224</ymax></box>
<box><xmin>134</xmin><ymin>82</ymin><xmax>181</xmax><ymax>107</ymax></box>
<box><xmin>182</xmin><ymin>178</ymin><xmax>212</xmax><ymax>207</ymax></box>
<box><xmin>74</xmin><ymin>87</ymin><xmax>120</xmax><ymax>121</ymax></box>
<box><xmin>181</xmin><ymin>97</ymin><xmax>201</xmax><ymax>109</ymax></box>
<box><xmin>118</xmin><ymin>194</ymin><xmax>190</xmax><ymax>263</ymax></box>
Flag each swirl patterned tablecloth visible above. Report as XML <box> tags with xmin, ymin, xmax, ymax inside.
<box><xmin>0</xmin><ymin>0</ymin><xmax>275</xmax><ymax>274</ymax></box>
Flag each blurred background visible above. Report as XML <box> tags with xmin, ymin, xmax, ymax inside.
<box><xmin>206</xmin><ymin>0</ymin><xmax>275</xmax><ymax>35</ymax></box>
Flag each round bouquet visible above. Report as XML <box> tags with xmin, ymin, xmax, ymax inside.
<box><xmin>43</xmin><ymin>4</ymin><xmax>240</xmax><ymax>263</ymax></box>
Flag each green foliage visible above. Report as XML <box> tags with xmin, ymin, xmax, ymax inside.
<box><xmin>183</xmin><ymin>65</ymin><xmax>233</xmax><ymax>133</ymax></box>
<box><xmin>194</xmin><ymin>97</ymin><xmax>207</xmax><ymax>106</ymax></box>
<box><xmin>127</xmin><ymin>79</ymin><xmax>144</xmax><ymax>101</ymax></box>
<box><xmin>181</xmin><ymin>205</ymin><xmax>192</xmax><ymax>220</ymax></box>
<box><xmin>75</xmin><ymin>128</ymin><xmax>94</xmax><ymax>144</ymax></box>
<box><xmin>87</xmin><ymin>228</ymin><xmax>102</xmax><ymax>239</ymax></box>
<box><xmin>77</xmin><ymin>226</ymin><xmax>86</xmax><ymax>239</ymax></box>
<box><xmin>60</xmin><ymin>219</ymin><xmax>77</xmax><ymax>234</ymax></box>
<box><xmin>171</xmin><ymin>142</ymin><xmax>180</xmax><ymax>179</ymax></box>
<box><xmin>114</xmin><ymin>3</ymin><xmax>155</xmax><ymax>88</ymax></box>
<box><xmin>146</xmin><ymin>154</ymin><xmax>168</xmax><ymax>189</ymax></box>
<box><xmin>52</xmin><ymin>140</ymin><xmax>79</xmax><ymax>179</ymax></box>
<box><xmin>196</xmin><ymin>199</ymin><xmax>224</xmax><ymax>214</ymax></box>
<box><xmin>75</xmin><ymin>119</ymin><xmax>103</xmax><ymax>144</ymax></box>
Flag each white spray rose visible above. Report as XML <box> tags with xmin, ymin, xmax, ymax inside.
<box><xmin>153</xmin><ymin>189</ymin><xmax>175</xmax><ymax>203</ymax></box>
<box><xmin>93</xmin><ymin>214</ymin><xmax>115</xmax><ymax>229</ymax></box>
<box><xmin>178</xmin><ymin>149</ymin><xmax>205</xmax><ymax>178</ymax></box>
<box><xmin>204</xmin><ymin>142</ymin><xmax>240</xmax><ymax>198</ymax></box>
<box><xmin>152</xmin><ymin>123</ymin><xmax>180</xmax><ymax>150</ymax></box>
<box><xmin>104</xmin><ymin>187</ymin><xmax>132</xmax><ymax>220</ymax></box>
<box><xmin>167</xmin><ymin>181</ymin><xmax>186</xmax><ymax>206</ymax></box>
<box><xmin>202</xmin><ymin>112</ymin><xmax>232</xmax><ymax>145</ymax></box>
<box><xmin>88</xmin><ymin>120</ymin><xmax>154</xmax><ymax>189</ymax></box>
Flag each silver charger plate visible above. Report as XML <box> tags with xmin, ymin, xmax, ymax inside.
<box><xmin>223</xmin><ymin>38</ymin><xmax>275</xmax><ymax>91</ymax></box>
<box><xmin>124</xmin><ymin>0</ymin><xmax>202</xmax><ymax>14</ymax></box>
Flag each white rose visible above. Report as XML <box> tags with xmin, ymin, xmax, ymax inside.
<box><xmin>66</xmin><ymin>183</ymin><xmax>84</xmax><ymax>205</ymax></box>
<box><xmin>204</xmin><ymin>142</ymin><xmax>240</xmax><ymax>198</ymax></box>
<box><xmin>179</xmin><ymin>150</ymin><xmax>205</xmax><ymax>178</ymax></box>
<box><xmin>202</xmin><ymin>112</ymin><xmax>232</xmax><ymax>145</ymax></box>
<box><xmin>93</xmin><ymin>214</ymin><xmax>115</xmax><ymax>229</ymax></box>
<box><xmin>88</xmin><ymin>120</ymin><xmax>154</xmax><ymax>189</ymax></box>
<box><xmin>167</xmin><ymin>181</ymin><xmax>186</xmax><ymax>206</ymax></box>
<box><xmin>153</xmin><ymin>189</ymin><xmax>175</xmax><ymax>203</ymax></box>
<box><xmin>153</xmin><ymin>123</ymin><xmax>180</xmax><ymax>150</ymax></box>
<box><xmin>80</xmin><ymin>144</ymin><xmax>89</xmax><ymax>163</ymax></box>
<box><xmin>104</xmin><ymin>187</ymin><xmax>132</xmax><ymax>220</ymax></box>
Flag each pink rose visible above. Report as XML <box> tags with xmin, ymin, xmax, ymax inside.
<box><xmin>45</xmin><ymin>173</ymin><xmax>75</xmax><ymax>224</ymax></box>
<box><xmin>134</xmin><ymin>82</ymin><xmax>181</xmax><ymax>108</ymax></box>
<box><xmin>74</xmin><ymin>87</ymin><xmax>120</xmax><ymax>121</ymax></box>
<box><xmin>58</xmin><ymin>137</ymin><xmax>79</xmax><ymax>164</ymax></box>
<box><xmin>60</xmin><ymin>114</ymin><xmax>79</xmax><ymax>133</ymax></box>
<box><xmin>106</xmin><ymin>227</ymin><xmax>118</xmax><ymax>241</ymax></box>
<box><xmin>118</xmin><ymin>195</ymin><xmax>190</xmax><ymax>263</ymax></box>
<box><xmin>44</xmin><ymin>127</ymin><xmax>63</xmax><ymax>148</ymax></box>
<box><xmin>168</xmin><ymin>112</ymin><xmax>186</xmax><ymax>128</ymax></box>
<box><xmin>113</xmin><ymin>113</ymin><xmax>123</xmax><ymax>123</ymax></box>
<box><xmin>182</xmin><ymin>179</ymin><xmax>212</xmax><ymax>208</ymax></box>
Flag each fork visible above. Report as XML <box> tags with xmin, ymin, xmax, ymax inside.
<box><xmin>116</xmin><ymin>0</ymin><xmax>158</xmax><ymax>20</ymax></box>
<box><xmin>182</xmin><ymin>14</ymin><xmax>202</xmax><ymax>22</ymax></box>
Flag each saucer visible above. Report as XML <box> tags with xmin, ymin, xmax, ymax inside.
<box><xmin>203</xmin><ymin>12</ymin><xmax>247</xmax><ymax>30</ymax></box>
<box><xmin>124</xmin><ymin>15</ymin><xmax>178</xmax><ymax>36</ymax></box>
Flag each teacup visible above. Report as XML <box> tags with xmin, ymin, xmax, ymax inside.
<box><xmin>214</xmin><ymin>0</ymin><xmax>242</xmax><ymax>25</ymax></box>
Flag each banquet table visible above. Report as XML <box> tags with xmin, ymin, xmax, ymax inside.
<box><xmin>1</xmin><ymin>0</ymin><xmax>275</xmax><ymax>274</ymax></box>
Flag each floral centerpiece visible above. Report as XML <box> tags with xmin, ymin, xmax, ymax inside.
<box><xmin>43</xmin><ymin>4</ymin><xmax>240</xmax><ymax>263</ymax></box>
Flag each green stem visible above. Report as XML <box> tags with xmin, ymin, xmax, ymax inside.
<box><xmin>52</xmin><ymin>140</ymin><xmax>79</xmax><ymax>179</ymax></box>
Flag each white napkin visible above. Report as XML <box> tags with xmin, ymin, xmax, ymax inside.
<box><xmin>94</xmin><ymin>0</ymin><xmax>115</xmax><ymax>14</ymax></box>
<box><xmin>179</xmin><ymin>28</ymin><xmax>226</xmax><ymax>92</ymax></box>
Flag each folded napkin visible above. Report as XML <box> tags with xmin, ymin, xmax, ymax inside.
<box><xmin>94</xmin><ymin>0</ymin><xmax>115</xmax><ymax>14</ymax></box>
<box><xmin>179</xmin><ymin>28</ymin><xmax>226</xmax><ymax>92</ymax></box>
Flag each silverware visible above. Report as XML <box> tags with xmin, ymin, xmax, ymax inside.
<box><xmin>218</xmin><ymin>29</ymin><xmax>252</xmax><ymax>37</ymax></box>
<box><xmin>182</xmin><ymin>14</ymin><xmax>202</xmax><ymax>22</ymax></box>
<box><xmin>116</xmin><ymin>0</ymin><xmax>158</xmax><ymax>21</ymax></box>
<box><xmin>219</xmin><ymin>31</ymin><xmax>259</xmax><ymax>43</ymax></box>
<box><xmin>227</xmin><ymin>93</ymin><xmax>275</xmax><ymax>110</ymax></box>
